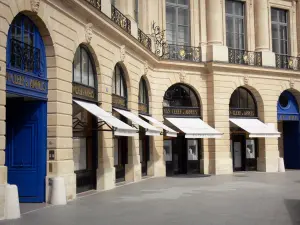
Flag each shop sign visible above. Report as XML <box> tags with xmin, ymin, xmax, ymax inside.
<box><xmin>278</xmin><ymin>114</ymin><xmax>299</xmax><ymax>121</ymax></box>
<box><xmin>112</xmin><ymin>94</ymin><xmax>126</xmax><ymax>108</ymax></box>
<box><xmin>6</xmin><ymin>72</ymin><xmax>47</xmax><ymax>93</ymax></box>
<box><xmin>163</xmin><ymin>107</ymin><xmax>200</xmax><ymax>116</ymax></box>
<box><xmin>73</xmin><ymin>83</ymin><xmax>96</xmax><ymax>101</ymax></box>
<box><xmin>229</xmin><ymin>109</ymin><xmax>256</xmax><ymax>117</ymax></box>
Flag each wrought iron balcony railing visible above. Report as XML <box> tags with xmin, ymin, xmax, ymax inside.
<box><xmin>228</xmin><ymin>48</ymin><xmax>262</xmax><ymax>66</ymax></box>
<box><xmin>138</xmin><ymin>29</ymin><xmax>151</xmax><ymax>51</ymax></box>
<box><xmin>85</xmin><ymin>0</ymin><xmax>101</xmax><ymax>12</ymax></box>
<box><xmin>10</xmin><ymin>38</ymin><xmax>40</xmax><ymax>73</ymax></box>
<box><xmin>160</xmin><ymin>44</ymin><xmax>201</xmax><ymax>62</ymax></box>
<box><xmin>111</xmin><ymin>5</ymin><xmax>131</xmax><ymax>34</ymax></box>
<box><xmin>275</xmin><ymin>54</ymin><xmax>300</xmax><ymax>70</ymax></box>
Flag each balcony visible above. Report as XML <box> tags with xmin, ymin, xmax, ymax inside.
<box><xmin>228</xmin><ymin>48</ymin><xmax>262</xmax><ymax>67</ymax></box>
<box><xmin>160</xmin><ymin>44</ymin><xmax>201</xmax><ymax>62</ymax></box>
<box><xmin>275</xmin><ymin>54</ymin><xmax>300</xmax><ymax>71</ymax></box>
<box><xmin>85</xmin><ymin>0</ymin><xmax>101</xmax><ymax>12</ymax></box>
<box><xmin>111</xmin><ymin>5</ymin><xmax>131</xmax><ymax>34</ymax></box>
<box><xmin>138</xmin><ymin>29</ymin><xmax>151</xmax><ymax>51</ymax></box>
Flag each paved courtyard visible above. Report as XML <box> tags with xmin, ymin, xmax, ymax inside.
<box><xmin>1</xmin><ymin>171</ymin><xmax>300</xmax><ymax>225</ymax></box>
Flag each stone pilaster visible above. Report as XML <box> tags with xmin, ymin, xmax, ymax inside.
<box><xmin>46</xmin><ymin>58</ymin><xmax>76</xmax><ymax>202</ymax></box>
<box><xmin>205</xmin><ymin>0</ymin><xmax>228</xmax><ymax>62</ymax></box>
<box><xmin>254</xmin><ymin>0</ymin><xmax>275</xmax><ymax>67</ymax></box>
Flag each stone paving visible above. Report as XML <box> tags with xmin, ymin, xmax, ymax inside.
<box><xmin>1</xmin><ymin>171</ymin><xmax>300</xmax><ymax>225</ymax></box>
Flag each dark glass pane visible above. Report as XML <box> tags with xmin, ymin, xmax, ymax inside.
<box><xmin>166</xmin><ymin>6</ymin><xmax>176</xmax><ymax>23</ymax></box>
<box><xmin>226</xmin><ymin>32</ymin><xmax>234</xmax><ymax>48</ymax></box>
<box><xmin>226</xmin><ymin>1</ymin><xmax>233</xmax><ymax>14</ymax></box>
<box><xmin>272</xmin><ymin>24</ymin><xmax>279</xmax><ymax>40</ymax></box>
<box><xmin>12</xmin><ymin>26</ymin><xmax>22</xmax><ymax>41</ymax></box>
<box><xmin>280</xmin><ymin>25</ymin><xmax>287</xmax><ymax>40</ymax></box>
<box><xmin>239</xmin><ymin>34</ymin><xmax>245</xmax><ymax>50</ymax></box>
<box><xmin>178</xmin><ymin>8</ymin><xmax>189</xmax><ymax>25</ymax></box>
<box><xmin>166</xmin><ymin>23</ymin><xmax>176</xmax><ymax>44</ymax></box>
<box><xmin>271</xmin><ymin>8</ymin><xmax>278</xmax><ymax>22</ymax></box>
<box><xmin>73</xmin><ymin>48</ymin><xmax>81</xmax><ymax>83</ymax></box>
<box><xmin>279</xmin><ymin>94</ymin><xmax>289</xmax><ymax>108</ymax></box>
<box><xmin>230</xmin><ymin>90</ymin><xmax>239</xmax><ymax>108</ymax></box>
<box><xmin>272</xmin><ymin>38</ymin><xmax>279</xmax><ymax>53</ymax></box>
<box><xmin>226</xmin><ymin>16</ymin><xmax>234</xmax><ymax>33</ymax></box>
<box><xmin>236</xmin><ymin>18</ymin><xmax>244</xmax><ymax>34</ymax></box>
<box><xmin>178</xmin><ymin>0</ymin><xmax>188</xmax><ymax>5</ymax></box>
<box><xmin>280</xmin><ymin>40</ymin><xmax>288</xmax><ymax>55</ymax></box>
<box><xmin>248</xmin><ymin>93</ymin><xmax>256</xmax><ymax>110</ymax></box>
<box><xmin>279</xmin><ymin>10</ymin><xmax>287</xmax><ymax>23</ymax></box>
<box><xmin>239</xmin><ymin>88</ymin><xmax>248</xmax><ymax>108</ymax></box>
<box><xmin>178</xmin><ymin>26</ymin><xmax>189</xmax><ymax>44</ymax></box>
<box><xmin>235</xmin><ymin>2</ymin><xmax>244</xmax><ymax>16</ymax></box>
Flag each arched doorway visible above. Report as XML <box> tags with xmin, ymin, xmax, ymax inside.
<box><xmin>112</xmin><ymin>63</ymin><xmax>128</xmax><ymax>183</ymax></box>
<box><xmin>229</xmin><ymin>87</ymin><xmax>280</xmax><ymax>172</ymax></box>
<box><xmin>163</xmin><ymin>83</ymin><xmax>221</xmax><ymax>176</ymax></box>
<box><xmin>72</xmin><ymin>45</ymin><xmax>98</xmax><ymax>193</ymax></box>
<box><xmin>138</xmin><ymin>77</ymin><xmax>150</xmax><ymax>176</ymax></box>
<box><xmin>229</xmin><ymin>87</ymin><xmax>258</xmax><ymax>171</ymax></box>
<box><xmin>5</xmin><ymin>14</ymin><xmax>48</xmax><ymax>202</ymax></box>
<box><xmin>277</xmin><ymin>90</ymin><xmax>300</xmax><ymax>169</ymax></box>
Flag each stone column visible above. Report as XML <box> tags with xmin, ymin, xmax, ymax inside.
<box><xmin>0</xmin><ymin>59</ymin><xmax>6</xmax><ymax>187</ymax></box>
<box><xmin>254</xmin><ymin>0</ymin><xmax>275</xmax><ymax>67</ymax></box>
<box><xmin>46</xmin><ymin>57</ymin><xmax>76</xmax><ymax>202</ymax></box>
<box><xmin>205</xmin><ymin>0</ymin><xmax>228</xmax><ymax>62</ymax></box>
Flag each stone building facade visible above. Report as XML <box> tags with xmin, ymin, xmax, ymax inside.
<box><xmin>1</xmin><ymin>0</ymin><xmax>300</xmax><ymax>220</ymax></box>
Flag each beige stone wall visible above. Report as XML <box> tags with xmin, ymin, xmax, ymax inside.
<box><xmin>1</xmin><ymin>0</ymin><xmax>300</xmax><ymax>220</ymax></box>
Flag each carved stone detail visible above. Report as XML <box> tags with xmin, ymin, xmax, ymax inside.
<box><xmin>85</xmin><ymin>23</ymin><xmax>93</xmax><ymax>44</ymax></box>
<box><xmin>144</xmin><ymin>61</ymin><xmax>148</xmax><ymax>75</ymax></box>
<box><xmin>290</xmin><ymin>78</ymin><xmax>295</xmax><ymax>89</ymax></box>
<box><xmin>244</xmin><ymin>75</ymin><xmax>250</xmax><ymax>85</ymax></box>
<box><xmin>179</xmin><ymin>70</ymin><xmax>186</xmax><ymax>83</ymax></box>
<box><xmin>120</xmin><ymin>45</ymin><xmax>126</xmax><ymax>62</ymax></box>
<box><xmin>31</xmin><ymin>0</ymin><xmax>40</xmax><ymax>13</ymax></box>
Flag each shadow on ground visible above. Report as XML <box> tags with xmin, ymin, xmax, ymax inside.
<box><xmin>285</xmin><ymin>199</ymin><xmax>300</xmax><ymax>225</ymax></box>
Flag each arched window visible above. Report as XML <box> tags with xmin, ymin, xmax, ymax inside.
<box><xmin>229</xmin><ymin>87</ymin><xmax>256</xmax><ymax>110</ymax></box>
<box><xmin>163</xmin><ymin>84</ymin><xmax>199</xmax><ymax>107</ymax></box>
<box><xmin>139</xmin><ymin>78</ymin><xmax>149</xmax><ymax>114</ymax></box>
<box><xmin>73</xmin><ymin>46</ymin><xmax>95</xmax><ymax>87</ymax></box>
<box><xmin>112</xmin><ymin>64</ymin><xmax>126</xmax><ymax>97</ymax></box>
<box><xmin>7</xmin><ymin>14</ymin><xmax>46</xmax><ymax>77</ymax></box>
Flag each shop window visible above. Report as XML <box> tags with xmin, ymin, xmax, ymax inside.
<box><xmin>163</xmin><ymin>84</ymin><xmax>199</xmax><ymax>107</ymax></box>
<box><xmin>226</xmin><ymin>0</ymin><xmax>245</xmax><ymax>50</ymax></box>
<box><xmin>166</xmin><ymin>0</ymin><xmax>190</xmax><ymax>45</ymax></box>
<box><xmin>112</xmin><ymin>64</ymin><xmax>127</xmax><ymax>108</ymax></box>
<box><xmin>73</xmin><ymin>46</ymin><xmax>95</xmax><ymax>87</ymax></box>
<box><xmin>138</xmin><ymin>78</ymin><xmax>149</xmax><ymax>114</ymax></box>
<box><xmin>230</xmin><ymin>87</ymin><xmax>257</xmax><ymax>113</ymax></box>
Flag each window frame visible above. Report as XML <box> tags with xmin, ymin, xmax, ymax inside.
<box><xmin>112</xmin><ymin>64</ymin><xmax>127</xmax><ymax>98</ymax></box>
<box><xmin>72</xmin><ymin>45</ymin><xmax>96</xmax><ymax>88</ymax></box>
<box><xmin>138</xmin><ymin>78</ymin><xmax>149</xmax><ymax>114</ymax></box>
<box><xmin>166</xmin><ymin>0</ymin><xmax>191</xmax><ymax>46</ymax></box>
<box><xmin>225</xmin><ymin>0</ymin><xmax>246</xmax><ymax>50</ymax></box>
<box><xmin>229</xmin><ymin>87</ymin><xmax>257</xmax><ymax>112</ymax></box>
<box><xmin>271</xmin><ymin>7</ymin><xmax>289</xmax><ymax>56</ymax></box>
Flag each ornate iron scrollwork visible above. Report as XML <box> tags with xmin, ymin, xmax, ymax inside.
<box><xmin>85</xmin><ymin>0</ymin><xmax>101</xmax><ymax>11</ymax></box>
<box><xmin>275</xmin><ymin>54</ymin><xmax>300</xmax><ymax>70</ymax></box>
<box><xmin>111</xmin><ymin>5</ymin><xmax>131</xmax><ymax>34</ymax></box>
<box><xmin>10</xmin><ymin>38</ymin><xmax>41</xmax><ymax>74</ymax></box>
<box><xmin>228</xmin><ymin>48</ymin><xmax>262</xmax><ymax>67</ymax></box>
<box><xmin>138</xmin><ymin>29</ymin><xmax>152</xmax><ymax>51</ymax></box>
<box><xmin>150</xmin><ymin>21</ymin><xmax>201</xmax><ymax>62</ymax></box>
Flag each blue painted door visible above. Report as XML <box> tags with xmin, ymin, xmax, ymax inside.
<box><xmin>6</xmin><ymin>99</ymin><xmax>47</xmax><ymax>202</ymax></box>
<box><xmin>283</xmin><ymin>121</ymin><xmax>300</xmax><ymax>169</ymax></box>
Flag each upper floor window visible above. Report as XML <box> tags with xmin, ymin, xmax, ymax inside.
<box><xmin>226</xmin><ymin>0</ymin><xmax>245</xmax><ymax>50</ymax></box>
<box><xmin>73</xmin><ymin>46</ymin><xmax>95</xmax><ymax>87</ymax></box>
<box><xmin>271</xmin><ymin>8</ymin><xmax>288</xmax><ymax>55</ymax></box>
<box><xmin>166</xmin><ymin>0</ymin><xmax>190</xmax><ymax>45</ymax></box>
<box><xmin>8</xmin><ymin>14</ymin><xmax>44</xmax><ymax>75</ymax></box>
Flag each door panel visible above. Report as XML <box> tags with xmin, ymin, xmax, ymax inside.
<box><xmin>6</xmin><ymin>99</ymin><xmax>46</xmax><ymax>202</ymax></box>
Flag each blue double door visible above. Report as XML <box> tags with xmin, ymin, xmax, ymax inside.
<box><xmin>6</xmin><ymin>98</ymin><xmax>47</xmax><ymax>202</ymax></box>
